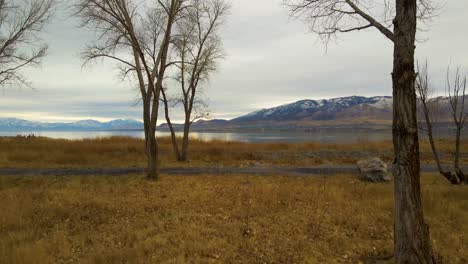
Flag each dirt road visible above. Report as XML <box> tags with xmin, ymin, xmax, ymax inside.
<box><xmin>0</xmin><ymin>164</ymin><xmax>464</xmax><ymax>177</ymax></box>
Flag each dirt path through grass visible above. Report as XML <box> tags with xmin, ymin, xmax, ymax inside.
<box><xmin>0</xmin><ymin>164</ymin><xmax>465</xmax><ymax>176</ymax></box>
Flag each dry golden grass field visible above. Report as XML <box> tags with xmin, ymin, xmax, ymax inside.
<box><xmin>0</xmin><ymin>174</ymin><xmax>467</xmax><ymax>263</ymax></box>
<box><xmin>0</xmin><ymin>136</ymin><xmax>467</xmax><ymax>263</ymax></box>
<box><xmin>0</xmin><ymin>136</ymin><xmax>466</xmax><ymax>168</ymax></box>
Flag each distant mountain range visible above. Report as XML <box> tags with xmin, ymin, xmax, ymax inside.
<box><xmin>0</xmin><ymin>118</ymin><xmax>143</xmax><ymax>131</ymax></box>
<box><xmin>1</xmin><ymin>96</ymin><xmax>462</xmax><ymax>132</ymax></box>
<box><xmin>162</xmin><ymin>95</ymin><xmax>459</xmax><ymax>131</ymax></box>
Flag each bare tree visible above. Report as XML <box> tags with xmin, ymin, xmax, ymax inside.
<box><xmin>284</xmin><ymin>0</ymin><xmax>436</xmax><ymax>262</ymax></box>
<box><xmin>75</xmin><ymin>0</ymin><xmax>185</xmax><ymax>179</ymax></box>
<box><xmin>416</xmin><ymin>61</ymin><xmax>460</xmax><ymax>184</ymax></box>
<box><xmin>0</xmin><ymin>0</ymin><xmax>55</xmax><ymax>87</ymax></box>
<box><xmin>446</xmin><ymin>66</ymin><xmax>468</xmax><ymax>184</ymax></box>
<box><xmin>161</xmin><ymin>0</ymin><xmax>228</xmax><ymax>162</ymax></box>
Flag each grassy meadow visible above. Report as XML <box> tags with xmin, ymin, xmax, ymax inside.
<box><xmin>0</xmin><ymin>174</ymin><xmax>467</xmax><ymax>263</ymax></box>
<box><xmin>0</xmin><ymin>136</ymin><xmax>466</xmax><ymax>168</ymax></box>
<box><xmin>0</xmin><ymin>136</ymin><xmax>467</xmax><ymax>263</ymax></box>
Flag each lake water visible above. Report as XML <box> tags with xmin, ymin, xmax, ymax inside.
<box><xmin>0</xmin><ymin>128</ymin><xmax>464</xmax><ymax>144</ymax></box>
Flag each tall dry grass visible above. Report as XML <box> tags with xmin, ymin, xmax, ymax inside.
<box><xmin>0</xmin><ymin>136</ymin><xmax>465</xmax><ymax>168</ymax></box>
<box><xmin>0</xmin><ymin>174</ymin><xmax>466</xmax><ymax>263</ymax></box>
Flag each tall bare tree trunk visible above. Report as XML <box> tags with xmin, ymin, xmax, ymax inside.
<box><xmin>161</xmin><ymin>89</ymin><xmax>182</xmax><ymax>161</ymax></box>
<box><xmin>425</xmin><ymin>118</ymin><xmax>442</xmax><ymax>171</ymax></box>
<box><xmin>180</xmin><ymin>118</ymin><xmax>191</xmax><ymax>161</ymax></box>
<box><xmin>392</xmin><ymin>0</ymin><xmax>434</xmax><ymax>263</ymax></box>
<box><xmin>146</xmin><ymin>132</ymin><xmax>158</xmax><ymax>179</ymax></box>
<box><xmin>446</xmin><ymin>66</ymin><xmax>467</xmax><ymax>184</ymax></box>
<box><xmin>144</xmin><ymin>0</ymin><xmax>181</xmax><ymax>177</ymax></box>
<box><xmin>454</xmin><ymin>126</ymin><xmax>466</xmax><ymax>183</ymax></box>
<box><xmin>145</xmin><ymin>98</ymin><xmax>159</xmax><ymax>180</ymax></box>
<box><xmin>429</xmin><ymin>124</ymin><xmax>459</xmax><ymax>184</ymax></box>
<box><xmin>142</xmin><ymin>100</ymin><xmax>158</xmax><ymax>179</ymax></box>
<box><xmin>421</xmin><ymin>103</ymin><xmax>459</xmax><ymax>184</ymax></box>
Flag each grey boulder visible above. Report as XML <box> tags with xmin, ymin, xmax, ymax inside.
<box><xmin>357</xmin><ymin>158</ymin><xmax>391</xmax><ymax>182</ymax></box>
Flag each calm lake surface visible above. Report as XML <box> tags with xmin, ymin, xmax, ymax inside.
<box><xmin>0</xmin><ymin>128</ymin><xmax>464</xmax><ymax>144</ymax></box>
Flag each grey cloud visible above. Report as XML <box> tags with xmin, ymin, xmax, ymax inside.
<box><xmin>1</xmin><ymin>0</ymin><xmax>468</xmax><ymax>122</ymax></box>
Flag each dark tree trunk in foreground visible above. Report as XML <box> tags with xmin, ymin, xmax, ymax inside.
<box><xmin>284</xmin><ymin>0</ymin><xmax>437</xmax><ymax>261</ymax></box>
<box><xmin>392</xmin><ymin>0</ymin><xmax>434</xmax><ymax>262</ymax></box>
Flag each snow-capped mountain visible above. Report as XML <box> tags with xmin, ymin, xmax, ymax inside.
<box><xmin>2</xmin><ymin>96</ymin><xmax>462</xmax><ymax>132</ymax></box>
<box><xmin>0</xmin><ymin>118</ymin><xmax>143</xmax><ymax>131</ymax></box>
<box><xmin>232</xmin><ymin>96</ymin><xmax>393</xmax><ymax>122</ymax></box>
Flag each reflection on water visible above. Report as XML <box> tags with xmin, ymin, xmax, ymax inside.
<box><xmin>0</xmin><ymin>128</ymin><xmax>463</xmax><ymax>144</ymax></box>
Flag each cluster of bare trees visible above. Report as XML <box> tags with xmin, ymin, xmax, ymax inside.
<box><xmin>75</xmin><ymin>0</ymin><xmax>184</xmax><ymax>180</ymax></box>
<box><xmin>0</xmin><ymin>0</ymin><xmax>55</xmax><ymax>87</ymax></box>
<box><xmin>74</xmin><ymin>0</ymin><xmax>229</xmax><ymax>178</ymax></box>
<box><xmin>284</xmin><ymin>0</ymin><xmax>437</xmax><ymax>262</ymax></box>
<box><xmin>0</xmin><ymin>0</ymin><xmax>228</xmax><ymax>179</ymax></box>
<box><xmin>416</xmin><ymin>62</ymin><xmax>467</xmax><ymax>184</ymax></box>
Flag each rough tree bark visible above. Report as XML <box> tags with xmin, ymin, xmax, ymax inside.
<box><xmin>392</xmin><ymin>1</ymin><xmax>434</xmax><ymax>262</ymax></box>
<box><xmin>284</xmin><ymin>0</ymin><xmax>437</xmax><ymax>262</ymax></box>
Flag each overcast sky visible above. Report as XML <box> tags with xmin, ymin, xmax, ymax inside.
<box><xmin>1</xmin><ymin>0</ymin><xmax>468</xmax><ymax>122</ymax></box>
